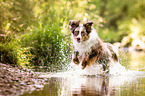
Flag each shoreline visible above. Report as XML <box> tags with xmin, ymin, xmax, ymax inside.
<box><xmin>0</xmin><ymin>63</ymin><xmax>47</xmax><ymax>96</ymax></box>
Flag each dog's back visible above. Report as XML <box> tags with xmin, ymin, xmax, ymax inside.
<box><xmin>69</xmin><ymin>20</ymin><xmax>119</xmax><ymax>74</ymax></box>
<box><xmin>104</xmin><ymin>43</ymin><xmax>119</xmax><ymax>62</ymax></box>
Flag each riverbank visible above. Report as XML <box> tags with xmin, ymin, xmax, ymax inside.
<box><xmin>0</xmin><ymin>63</ymin><xmax>47</xmax><ymax>96</ymax></box>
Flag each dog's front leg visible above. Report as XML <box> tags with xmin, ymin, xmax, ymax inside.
<box><xmin>81</xmin><ymin>56</ymin><xmax>89</xmax><ymax>69</ymax></box>
<box><xmin>81</xmin><ymin>50</ymin><xmax>98</xmax><ymax>69</ymax></box>
<box><xmin>72</xmin><ymin>50</ymin><xmax>80</xmax><ymax>65</ymax></box>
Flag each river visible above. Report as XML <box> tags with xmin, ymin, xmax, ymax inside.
<box><xmin>21</xmin><ymin>51</ymin><xmax>145</xmax><ymax>96</ymax></box>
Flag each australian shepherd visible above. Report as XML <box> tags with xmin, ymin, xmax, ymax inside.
<box><xmin>69</xmin><ymin>20</ymin><xmax>119</xmax><ymax>74</ymax></box>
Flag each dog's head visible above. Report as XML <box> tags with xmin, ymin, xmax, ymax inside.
<box><xmin>69</xmin><ymin>20</ymin><xmax>93</xmax><ymax>43</ymax></box>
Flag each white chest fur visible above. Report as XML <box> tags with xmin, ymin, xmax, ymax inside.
<box><xmin>72</xmin><ymin>29</ymin><xmax>99</xmax><ymax>54</ymax></box>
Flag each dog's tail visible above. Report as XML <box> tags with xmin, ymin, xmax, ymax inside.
<box><xmin>105</xmin><ymin>43</ymin><xmax>119</xmax><ymax>62</ymax></box>
<box><xmin>112</xmin><ymin>52</ymin><xmax>119</xmax><ymax>62</ymax></box>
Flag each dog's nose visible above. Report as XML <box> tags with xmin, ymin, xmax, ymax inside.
<box><xmin>77</xmin><ymin>38</ymin><xmax>80</xmax><ymax>41</ymax></box>
<box><xmin>77</xmin><ymin>38</ymin><xmax>80</xmax><ymax>42</ymax></box>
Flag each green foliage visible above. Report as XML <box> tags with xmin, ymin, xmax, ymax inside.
<box><xmin>18</xmin><ymin>24</ymin><xmax>71</xmax><ymax>70</ymax></box>
<box><xmin>86</xmin><ymin>0</ymin><xmax>145</xmax><ymax>43</ymax></box>
<box><xmin>0</xmin><ymin>43</ymin><xmax>18</xmax><ymax>65</ymax></box>
<box><xmin>98</xmin><ymin>29</ymin><xmax>120</xmax><ymax>43</ymax></box>
<box><xmin>0</xmin><ymin>41</ymin><xmax>33</xmax><ymax>67</ymax></box>
<box><xmin>0</xmin><ymin>0</ymin><xmax>36</xmax><ymax>40</ymax></box>
<box><xmin>15</xmin><ymin>0</ymin><xmax>72</xmax><ymax>70</ymax></box>
<box><xmin>1</xmin><ymin>0</ymin><xmax>145</xmax><ymax>71</ymax></box>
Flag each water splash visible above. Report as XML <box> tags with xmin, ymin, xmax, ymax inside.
<box><xmin>109</xmin><ymin>62</ymin><xmax>136</xmax><ymax>76</ymax></box>
<box><xmin>40</xmin><ymin>61</ymin><xmax>144</xmax><ymax>78</ymax></box>
<box><xmin>65</xmin><ymin>62</ymin><xmax>142</xmax><ymax>76</ymax></box>
<box><xmin>38</xmin><ymin>61</ymin><xmax>145</xmax><ymax>96</ymax></box>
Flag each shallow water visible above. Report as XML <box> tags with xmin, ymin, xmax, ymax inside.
<box><xmin>21</xmin><ymin>51</ymin><xmax>145</xmax><ymax>96</ymax></box>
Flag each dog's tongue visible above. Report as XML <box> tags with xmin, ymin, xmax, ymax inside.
<box><xmin>77</xmin><ymin>41</ymin><xmax>80</xmax><ymax>43</ymax></box>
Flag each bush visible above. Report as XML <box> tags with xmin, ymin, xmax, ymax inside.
<box><xmin>18</xmin><ymin>24</ymin><xmax>71</xmax><ymax>71</ymax></box>
<box><xmin>0</xmin><ymin>43</ymin><xmax>18</xmax><ymax>65</ymax></box>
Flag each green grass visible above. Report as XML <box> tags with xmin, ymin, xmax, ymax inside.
<box><xmin>17</xmin><ymin>24</ymin><xmax>71</xmax><ymax>71</ymax></box>
<box><xmin>0</xmin><ymin>43</ymin><xmax>18</xmax><ymax>66</ymax></box>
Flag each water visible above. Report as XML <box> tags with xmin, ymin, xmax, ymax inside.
<box><xmin>21</xmin><ymin>51</ymin><xmax>145</xmax><ymax>96</ymax></box>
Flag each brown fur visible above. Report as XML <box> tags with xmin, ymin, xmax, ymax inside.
<box><xmin>72</xmin><ymin>51</ymin><xmax>80</xmax><ymax>65</ymax></box>
<box><xmin>69</xmin><ymin>20</ymin><xmax>119</xmax><ymax>73</ymax></box>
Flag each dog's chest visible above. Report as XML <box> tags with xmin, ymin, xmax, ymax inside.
<box><xmin>74</xmin><ymin>42</ymin><xmax>92</xmax><ymax>60</ymax></box>
<box><xmin>72</xmin><ymin>29</ymin><xmax>99</xmax><ymax>57</ymax></box>
<box><xmin>74</xmin><ymin>41</ymin><xmax>94</xmax><ymax>54</ymax></box>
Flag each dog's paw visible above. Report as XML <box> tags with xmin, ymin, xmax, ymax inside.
<box><xmin>72</xmin><ymin>58</ymin><xmax>80</xmax><ymax>65</ymax></box>
<box><xmin>81</xmin><ymin>60</ymin><xmax>87</xmax><ymax>69</ymax></box>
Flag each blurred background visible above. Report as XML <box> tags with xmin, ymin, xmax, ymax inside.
<box><xmin>0</xmin><ymin>0</ymin><xmax>145</xmax><ymax>71</ymax></box>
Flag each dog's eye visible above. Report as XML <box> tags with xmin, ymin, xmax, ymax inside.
<box><xmin>81</xmin><ymin>31</ymin><xmax>85</xmax><ymax>36</ymax></box>
<box><xmin>74</xmin><ymin>31</ymin><xmax>79</xmax><ymax>36</ymax></box>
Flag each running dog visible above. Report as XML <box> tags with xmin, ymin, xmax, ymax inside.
<box><xmin>69</xmin><ymin>20</ymin><xmax>119</xmax><ymax>73</ymax></box>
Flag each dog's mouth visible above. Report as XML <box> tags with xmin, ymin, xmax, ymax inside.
<box><xmin>77</xmin><ymin>40</ymin><xmax>81</xmax><ymax>43</ymax></box>
<box><xmin>77</xmin><ymin>38</ymin><xmax>81</xmax><ymax>43</ymax></box>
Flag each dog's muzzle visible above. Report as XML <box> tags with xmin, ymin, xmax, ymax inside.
<box><xmin>77</xmin><ymin>38</ymin><xmax>81</xmax><ymax>43</ymax></box>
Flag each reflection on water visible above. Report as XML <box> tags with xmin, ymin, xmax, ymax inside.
<box><xmin>21</xmin><ymin>75</ymin><xmax>145</xmax><ymax>96</ymax></box>
<box><xmin>21</xmin><ymin>51</ymin><xmax>145</xmax><ymax>96</ymax></box>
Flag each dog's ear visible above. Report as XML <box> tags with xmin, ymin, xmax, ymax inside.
<box><xmin>69</xmin><ymin>20</ymin><xmax>80</xmax><ymax>32</ymax></box>
<box><xmin>83</xmin><ymin>21</ymin><xmax>93</xmax><ymax>34</ymax></box>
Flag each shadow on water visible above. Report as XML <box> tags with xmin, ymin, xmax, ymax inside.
<box><xmin>21</xmin><ymin>51</ymin><xmax>145</xmax><ymax>96</ymax></box>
